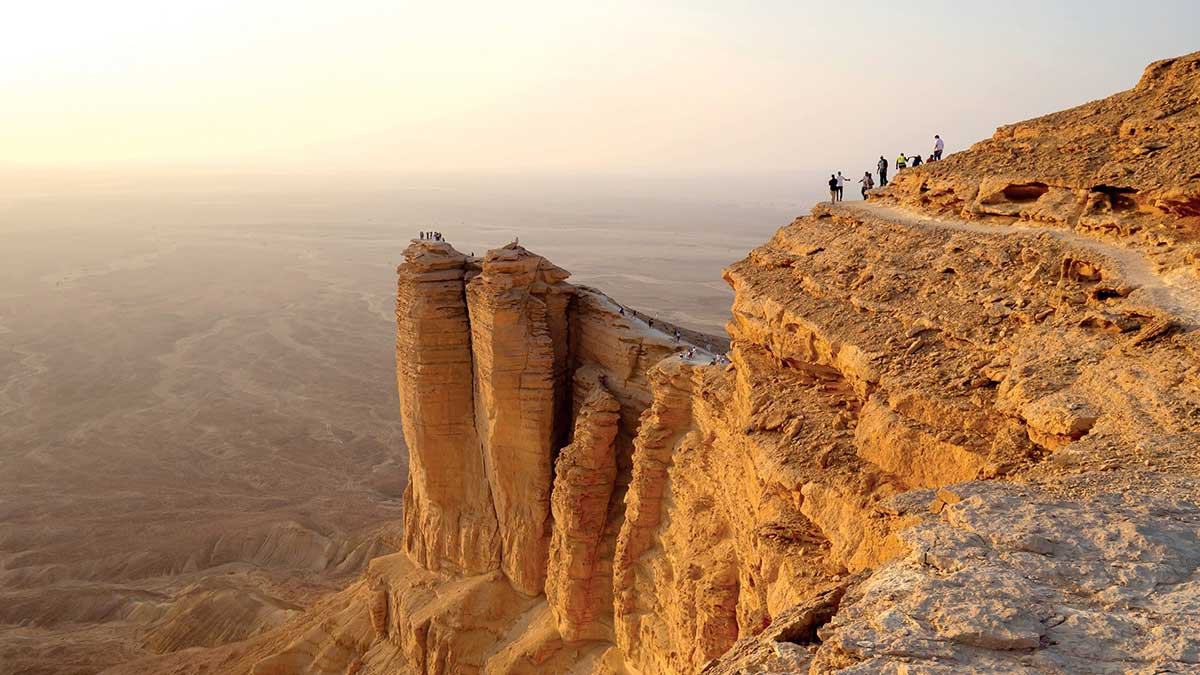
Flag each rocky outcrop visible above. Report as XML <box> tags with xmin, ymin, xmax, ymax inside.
<box><xmin>545</xmin><ymin>385</ymin><xmax>620</xmax><ymax>643</ymax></box>
<box><xmin>466</xmin><ymin>245</ymin><xmax>574</xmax><ymax>596</ymax></box>
<box><xmin>881</xmin><ymin>51</ymin><xmax>1200</xmax><ymax>269</ymax></box>
<box><xmin>242</xmin><ymin>51</ymin><xmax>1200</xmax><ymax>675</ymax></box>
<box><xmin>395</xmin><ymin>242</ymin><xmax>500</xmax><ymax>577</ymax></box>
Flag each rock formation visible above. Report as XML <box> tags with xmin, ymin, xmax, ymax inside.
<box><xmin>242</xmin><ymin>51</ymin><xmax>1200</xmax><ymax>675</ymax></box>
<box><xmin>545</xmin><ymin>385</ymin><xmax>620</xmax><ymax>643</ymax></box>
<box><xmin>466</xmin><ymin>245</ymin><xmax>574</xmax><ymax>596</ymax></box>
<box><xmin>395</xmin><ymin>242</ymin><xmax>500</xmax><ymax>577</ymax></box>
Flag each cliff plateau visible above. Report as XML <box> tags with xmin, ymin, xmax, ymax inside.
<box><xmin>173</xmin><ymin>51</ymin><xmax>1200</xmax><ymax>675</ymax></box>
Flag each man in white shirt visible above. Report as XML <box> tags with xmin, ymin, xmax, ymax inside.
<box><xmin>835</xmin><ymin>171</ymin><xmax>849</xmax><ymax>201</ymax></box>
<box><xmin>933</xmin><ymin>135</ymin><xmax>945</xmax><ymax>160</ymax></box>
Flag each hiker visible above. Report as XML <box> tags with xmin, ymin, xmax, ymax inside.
<box><xmin>928</xmin><ymin>155</ymin><xmax>936</xmax><ymax>164</ymax></box>
<box><xmin>648</xmin><ymin>318</ymin><xmax>653</xmax><ymax>328</ymax></box>
<box><xmin>828</xmin><ymin>174</ymin><xmax>838</xmax><ymax>202</ymax></box>
<box><xmin>933</xmin><ymin>134</ymin><xmax>944</xmax><ymax>160</ymax></box>
<box><xmin>897</xmin><ymin>153</ymin><xmax>908</xmax><ymax>171</ymax></box>
<box><xmin>674</xmin><ymin>328</ymin><xmax>681</xmax><ymax>342</ymax></box>
<box><xmin>836</xmin><ymin>171</ymin><xmax>850</xmax><ymax>201</ymax></box>
<box><xmin>911</xmin><ymin>154</ymin><xmax>923</xmax><ymax>168</ymax></box>
<box><xmin>419</xmin><ymin>231</ymin><xmax>424</xmax><ymax>240</ymax></box>
<box><xmin>618</xmin><ymin>306</ymin><xmax>625</xmax><ymax>316</ymax></box>
<box><xmin>878</xmin><ymin>156</ymin><xmax>888</xmax><ymax>186</ymax></box>
<box><xmin>859</xmin><ymin>172</ymin><xmax>874</xmax><ymax>199</ymax></box>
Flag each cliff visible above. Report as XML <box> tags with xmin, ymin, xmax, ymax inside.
<box><xmin>239</xmin><ymin>52</ymin><xmax>1200</xmax><ymax>675</ymax></box>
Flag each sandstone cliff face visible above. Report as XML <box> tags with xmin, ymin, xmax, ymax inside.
<box><xmin>546</xmin><ymin>385</ymin><xmax>620</xmax><ymax>643</ymax></box>
<box><xmin>246</xmin><ymin>51</ymin><xmax>1200</xmax><ymax>675</ymax></box>
<box><xmin>466</xmin><ymin>245</ymin><xmax>574</xmax><ymax>596</ymax></box>
<box><xmin>395</xmin><ymin>242</ymin><xmax>500</xmax><ymax>577</ymax></box>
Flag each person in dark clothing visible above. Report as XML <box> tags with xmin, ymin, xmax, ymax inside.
<box><xmin>911</xmin><ymin>154</ymin><xmax>923</xmax><ymax>168</ymax></box>
<box><xmin>878</xmin><ymin>156</ymin><xmax>888</xmax><ymax>186</ymax></box>
<box><xmin>828</xmin><ymin>174</ymin><xmax>838</xmax><ymax>202</ymax></box>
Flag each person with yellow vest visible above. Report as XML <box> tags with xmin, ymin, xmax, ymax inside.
<box><xmin>896</xmin><ymin>153</ymin><xmax>908</xmax><ymax>171</ymax></box>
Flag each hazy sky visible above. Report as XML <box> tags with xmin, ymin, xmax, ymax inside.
<box><xmin>3</xmin><ymin>1</ymin><xmax>1198</xmax><ymax>174</ymax></box>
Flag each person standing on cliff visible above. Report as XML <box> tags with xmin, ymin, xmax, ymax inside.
<box><xmin>911</xmin><ymin>154</ymin><xmax>923</xmax><ymax>168</ymax></box>
<box><xmin>859</xmin><ymin>172</ymin><xmax>874</xmax><ymax>199</ymax></box>
<box><xmin>878</xmin><ymin>156</ymin><xmax>888</xmax><ymax>186</ymax></box>
<box><xmin>828</xmin><ymin>174</ymin><xmax>838</xmax><ymax>202</ymax></box>
<box><xmin>896</xmin><ymin>153</ymin><xmax>908</xmax><ymax>171</ymax></box>
<box><xmin>933</xmin><ymin>134</ymin><xmax>944</xmax><ymax>160</ymax></box>
<box><xmin>835</xmin><ymin>171</ymin><xmax>851</xmax><ymax>201</ymax></box>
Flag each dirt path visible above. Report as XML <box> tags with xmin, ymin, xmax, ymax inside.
<box><xmin>828</xmin><ymin>201</ymin><xmax>1200</xmax><ymax>326</ymax></box>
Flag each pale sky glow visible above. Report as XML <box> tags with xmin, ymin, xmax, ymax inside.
<box><xmin>3</xmin><ymin>0</ymin><xmax>1198</xmax><ymax>174</ymax></box>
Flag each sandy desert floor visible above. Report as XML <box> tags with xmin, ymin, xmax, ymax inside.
<box><xmin>0</xmin><ymin>177</ymin><xmax>797</xmax><ymax>674</ymax></box>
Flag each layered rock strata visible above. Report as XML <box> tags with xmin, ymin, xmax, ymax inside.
<box><xmin>545</xmin><ymin>385</ymin><xmax>620</xmax><ymax>643</ymax></box>
<box><xmin>395</xmin><ymin>242</ymin><xmax>499</xmax><ymax>577</ymax></box>
<box><xmin>466</xmin><ymin>245</ymin><xmax>574</xmax><ymax>595</ymax></box>
<box><xmin>245</xmin><ymin>51</ymin><xmax>1200</xmax><ymax>675</ymax></box>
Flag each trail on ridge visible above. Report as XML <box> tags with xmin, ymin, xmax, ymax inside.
<box><xmin>828</xmin><ymin>200</ymin><xmax>1200</xmax><ymax>326</ymax></box>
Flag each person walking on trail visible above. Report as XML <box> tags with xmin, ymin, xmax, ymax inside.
<box><xmin>859</xmin><ymin>172</ymin><xmax>874</xmax><ymax>199</ymax></box>
<box><xmin>896</xmin><ymin>153</ymin><xmax>908</xmax><ymax>171</ymax></box>
<box><xmin>911</xmin><ymin>154</ymin><xmax>923</xmax><ymax>168</ymax></box>
<box><xmin>877</xmin><ymin>156</ymin><xmax>888</xmax><ymax>186</ymax></box>
<box><xmin>933</xmin><ymin>135</ymin><xmax>944</xmax><ymax>160</ymax></box>
<box><xmin>673</xmin><ymin>328</ymin><xmax>681</xmax><ymax>343</ymax></box>
<box><xmin>828</xmin><ymin>174</ymin><xmax>838</xmax><ymax>202</ymax></box>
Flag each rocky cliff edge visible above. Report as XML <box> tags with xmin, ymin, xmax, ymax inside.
<box><xmin>231</xmin><ymin>52</ymin><xmax>1200</xmax><ymax>675</ymax></box>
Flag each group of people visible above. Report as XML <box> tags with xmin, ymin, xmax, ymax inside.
<box><xmin>829</xmin><ymin>134</ymin><xmax>946</xmax><ymax>201</ymax></box>
<box><xmin>617</xmin><ymin>305</ymin><xmax>654</xmax><ymax>329</ymax></box>
<box><xmin>418</xmin><ymin>231</ymin><xmax>445</xmax><ymax>241</ymax></box>
<box><xmin>616</xmin><ymin>302</ymin><xmax>734</xmax><ymax>367</ymax></box>
<box><xmin>678</xmin><ymin>346</ymin><xmax>730</xmax><ymax>367</ymax></box>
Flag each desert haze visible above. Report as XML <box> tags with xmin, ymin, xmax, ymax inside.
<box><xmin>0</xmin><ymin>174</ymin><xmax>794</xmax><ymax>673</ymax></box>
